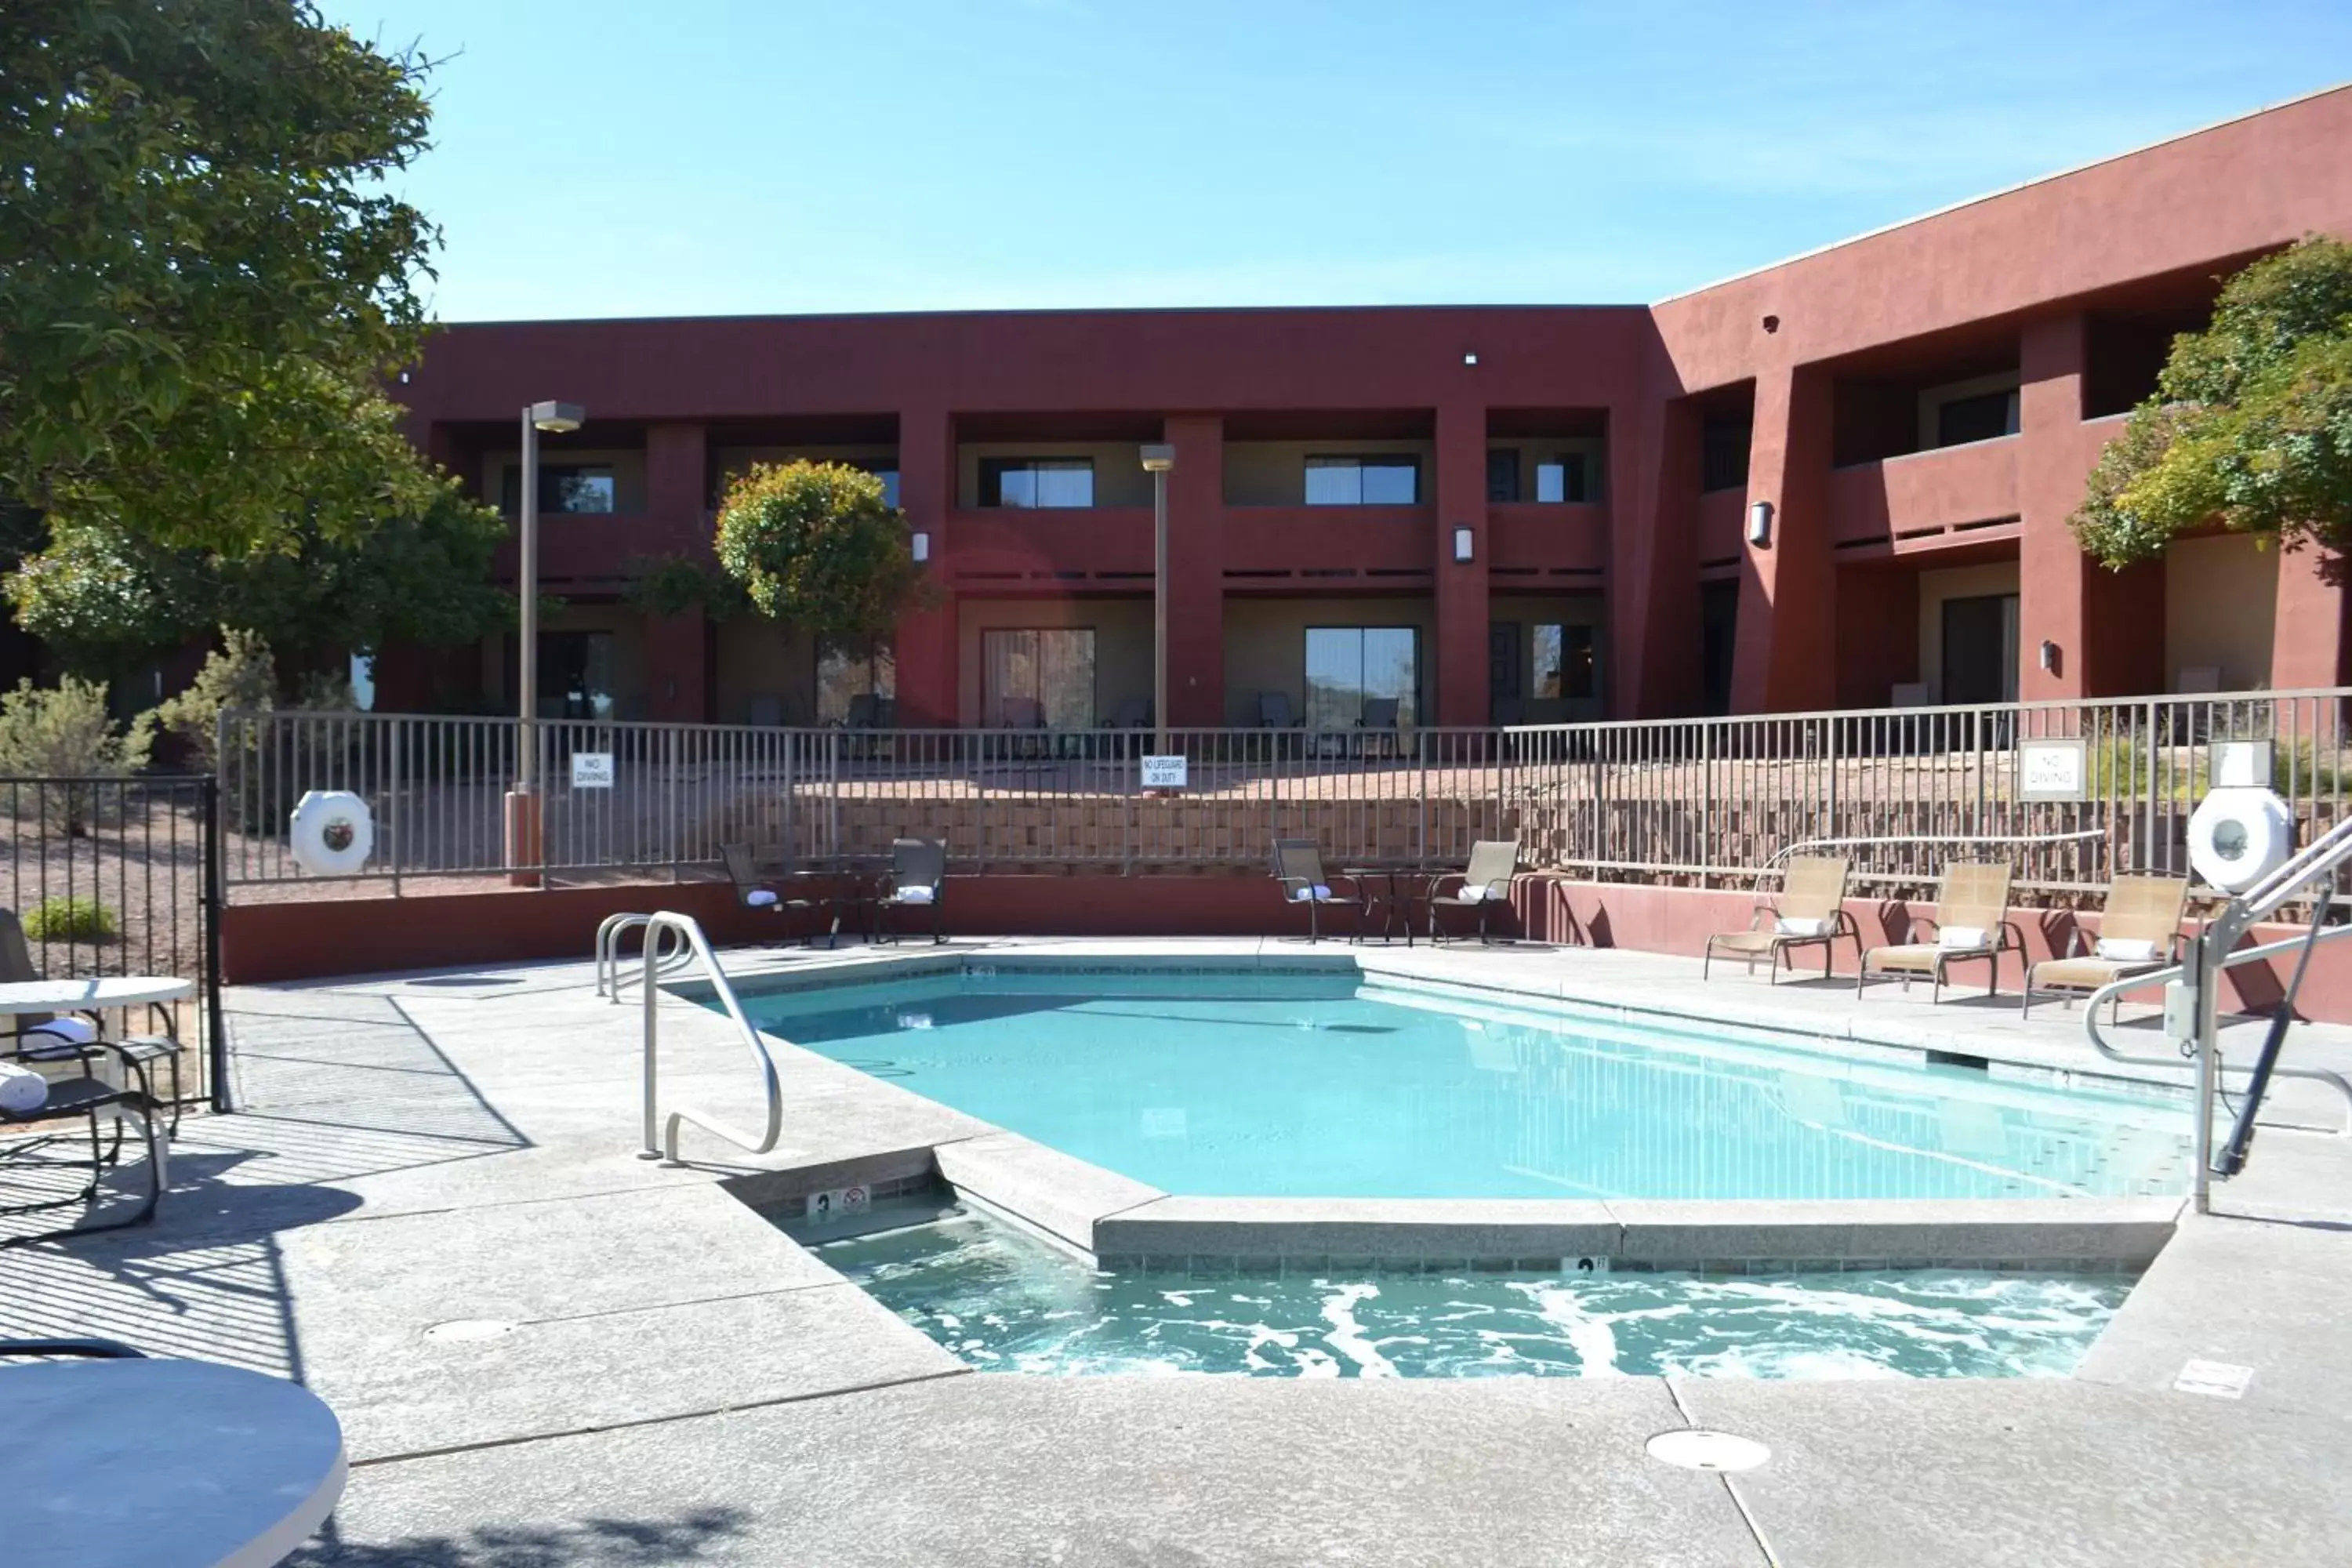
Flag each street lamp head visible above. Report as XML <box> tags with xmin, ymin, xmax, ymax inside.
<box><xmin>528</xmin><ymin>401</ymin><xmax>586</xmax><ymax>434</ymax></box>
<box><xmin>1139</xmin><ymin>443</ymin><xmax>1176</xmax><ymax>474</ymax></box>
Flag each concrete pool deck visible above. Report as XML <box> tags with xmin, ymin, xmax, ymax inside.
<box><xmin>5</xmin><ymin>935</ymin><xmax>2351</xmax><ymax>1563</ymax></box>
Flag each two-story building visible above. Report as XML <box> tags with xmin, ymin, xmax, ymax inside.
<box><xmin>380</xmin><ymin>85</ymin><xmax>2352</xmax><ymax>731</ymax></box>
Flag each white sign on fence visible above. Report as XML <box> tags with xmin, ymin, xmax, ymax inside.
<box><xmin>1140</xmin><ymin>754</ymin><xmax>1188</xmax><ymax>789</ymax></box>
<box><xmin>570</xmin><ymin>752</ymin><xmax>616</xmax><ymax>789</ymax></box>
<box><xmin>2017</xmin><ymin>738</ymin><xmax>2086</xmax><ymax>802</ymax></box>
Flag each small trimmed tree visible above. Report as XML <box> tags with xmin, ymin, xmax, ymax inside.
<box><xmin>712</xmin><ymin>462</ymin><xmax>925</xmax><ymax>637</ymax></box>
<box><xmin>2071</xmin><ymin>237</ymin><xmax>2352</xmax><ymax>568</ymax></box>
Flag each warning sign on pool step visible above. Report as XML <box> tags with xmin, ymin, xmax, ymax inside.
<box><xmin>805</xmin><ymin>1185</ymin><xmax>869</xmax><ymax>1221</ymax></box>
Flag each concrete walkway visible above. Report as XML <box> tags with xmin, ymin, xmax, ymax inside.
<box><xmin>3</xmin><ymin>937</ymin><xmax>2348</xmax><ymax>1565</ymax></box>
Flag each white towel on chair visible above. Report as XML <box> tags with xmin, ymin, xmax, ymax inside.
<box><xmin>1938</xmin><ymin>925</ymin><xmax>1989</xmax><ymax>950</ymax></box>
<box><xmin>0</xmin><ymin>1061</ymin><xmax>48</xmax><ymax>1114</ymax></box>
<box><xmin>1290</xmin><ymin>884</ymin><xmax>1333</xmax><ymax>902</ymax></box>
<box><xmin>17</xmin><ymin>1017</ymin><xmax>96</xmax><ymax>1060</ymax></box>
<box><xmin>2096</xmin><ymin>937</ymin><xmax>2158</xmax><ymax>963</ymax></box>
<box><xmin>745</xmin><ymin>888</ymin><xmax>779</xmax><ymax>908</ymax></box>
<box><xmin>1776</xmin><ymin>916</ymin><xmax>1830</xmax><ymax>937</ymax></box>
<box><xmin>896</xmin><ymin>885</ymin><xmax>936</xmax><ymax>905</ymax></box>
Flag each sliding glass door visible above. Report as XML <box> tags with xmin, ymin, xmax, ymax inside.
<box><xmin>1303</xmin><ymin>626</ymin><xmax>1418</xmax><ymax>728</ymax></box>
<box><xmin>982</xmin><ymin>628</ymin><xmax>1097</xmax><ymax>728</ymax></box>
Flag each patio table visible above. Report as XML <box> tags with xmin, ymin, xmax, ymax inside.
<box><xmin>1340</xmin><ymin>866</ymin><xmax>1433</xmax><ymax>947</ymax></box>
<box><xmin>0</xmin><ymin>1356</ymin><xmax>345</xmax><ymax>1567</ymax></box>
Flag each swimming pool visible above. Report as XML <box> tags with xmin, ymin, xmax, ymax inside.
<box><xmin>812</xmin><ymin>1202</ymin><xmax>2132</xmax><ymax>1379</ymax></box>
<box><xmin>728</xmin><ymin>969</ymin><xmax>2192</xmax><ymax>1201</ymax></box>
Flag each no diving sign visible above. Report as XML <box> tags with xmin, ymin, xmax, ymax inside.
<box><xmin>805</xmin><ymin>1185</ymin><xmax>870</xmax><ymax>1222</ymax></box>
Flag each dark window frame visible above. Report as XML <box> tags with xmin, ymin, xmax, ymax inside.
<box><xmin>1303</xmin><ymin>454</ymin><xmax>1421</xmax><ymax>506</ymax></box>
<box><xmin>977</xmin><ymin>456</ymin><xmax>1096</xmax><ymax>509</ymax></box>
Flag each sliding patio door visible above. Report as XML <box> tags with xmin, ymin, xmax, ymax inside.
<box><xmin>982</xmin><ymin>628</ymin><xmax>1098</xmax><ymax>728</ymax></box>
<box><xmin>1303</xmin><ymin>626</ymin><xmax>1419</xmax><ymax>729</ymax></box>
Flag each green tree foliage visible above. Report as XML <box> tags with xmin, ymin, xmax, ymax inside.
<box><xmin>5</xmin><ymin>486</ymin><xmax>509</xmax><ymax>661</ymax></box>
<box><xmin>0</xmin><ymin>2</ymin><xmax>444</xmax><ymax>554</ymax></box>
<box><xmin>2072</xmin><ymin>237</ymin><xmax>2352</xmax><ymax>567</ymax></box>
<box><xmin>713</xmin><ymin>463</ymin><xmax>926</xmax><ymax>636</ymax></box>
<box><xmin>621</xmin><ymin>553</ymin><xmax>752</xmax><ymax>622</ymax></box>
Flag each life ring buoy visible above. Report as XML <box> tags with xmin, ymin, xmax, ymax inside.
<box><xmin>289</xmin><ymin>789</ymin><xmax>376</xmax><ymax>875</ymax></box>
<box><xmin>2187</xmin><ymin>786</ymin><xmax>2292</xmax><ymax>895</ymax></box>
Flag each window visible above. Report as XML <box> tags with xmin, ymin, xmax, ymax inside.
<box><xmin>1530</xmin><ymin>624</ymin><xmax>1596</xmax><ymax>701</ymax></box>
<box><xmin>1304</xmin><ymin>627</ymin><xmax>1418</xmax><ymax>728</ymax></box>
<box><xmin>1934</xmin><ymin>390</ymin><xmax>2020</xmax><ymax>448</ymax></box>
<box><xmin>502</xmin><ymin>464</ymin><xmax>616</xmax><ymax>515</ymax></box>
<box><xmin>513</xmin><ymin>631</ymin><xmax>615</xmax><ymax>720</ymax></box>
<box><xmin>1305</xmin><ymin>456</ymin><xmax>1418</xmax><ymax>506</ymax></box>
<box><xmin>982</xmin><ymin>628</ymin><xmax>1096</xmax><ymax>728</ymax></box>
<box><xmin>1534</xmin><ymin>455</ymin><xmax>1588</xmax><ymax>503</ymax></box>
<box><xmin>1486</xmin><ymin>449</ymin><xmax>1521</xmax><ymax>503</ymax></box>
<box><xmin>816</xmin><ymin>635</ymin><xmax>895</xmax><ymax>726</ymax></box>
<box><xmin>858</xmin><ymin>463</ymin><xmax>902</xmax><ymax>509</ymax></box>
<box><xmin>1701</xmin><ymin>423</ymin><xmax>1751</xmax><ymax>492</ymax></box>
<box><xmin>979</xmin><ymin>458</ymin><xmax>1094</xmax><ymax>508</ymax></box>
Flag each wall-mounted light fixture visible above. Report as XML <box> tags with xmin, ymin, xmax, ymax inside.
<box><xmin>910</xmin><ymin>532</ymin><xmax>931</xmax><ymax>564</ymax></box>
<box><xmin>1454</xmin><ymin>525</ymin><xmax>1475</xmax><ymax>564</ymax></box>
<box><xmin>2038</xmin><ymin>639</ymin><xmax>2060</xmax><ymax>673</ymax></box>
<box><xmin>1462</xmin><ymin>352</ymin><xmax>1479</xmax><ymax>366</ymax></box>
<box><xmin>1747</xmin><ymin>500</ymin><xmax>1774</xmax><ymax>547</ymax></box>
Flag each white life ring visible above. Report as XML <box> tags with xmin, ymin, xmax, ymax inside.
<box><xmin>2187</xmin><ymin>786</ymin><xmax>2293</xmax><ymax>895</ymax></box>
<box><xmin>289</xmin><ymin>789</ymin><xmax>376</xmax><ymax>876</ymax></box>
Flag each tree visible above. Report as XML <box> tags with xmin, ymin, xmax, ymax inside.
<box><xmin>3</xmin><ymin>481</ymin><xmax>510</xmax><ymax>666</ymax></box>
<box><xmin>712</xmin><ymin>463</ymin><xmax>927</xmax><ymax>635</ymax></box>
<box><xmin>1</xmin><ymin>2</ymin><xmax>444</xmax><ymax>555</ymax></box>
<box><xmin>2071</xmin><ymin>237</ymin><xmax>2352</xmax><ymax>568</ymax></box>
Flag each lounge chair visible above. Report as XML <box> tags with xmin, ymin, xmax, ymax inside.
<box><xmin>0</xmin><ymin>909</ymin><xmax>181</xmax><ymax>1133</ymax></box>
<box><xmin>2021</xmin><ymin>874</ymin><xmax>2190</xmax><ymax>1020</ymax></box>
<box><xmin>1428</xmin><ymin>839</ymin><xmax>1520</xmax><ymax>946</ymax></box>
<box><xmin>1258</xmin><ymin>691</ymin><xmax>1304</xmax><ymax>728</ymax></box>
<box><xmin>873</xmin><ymin>837</ymin><xmax>947</xmax><ymax>946</ymax></box>
<box><xmin>1271</xmin><ymin>838</ymin><xmax>1357</xmax><ymax>943</ymax></box>
<box><xmin>1109</xmin><ymin>695</ymin><xmax>1152</xmax><ymax>730</ymax></box>
<box><xmin>720</xmin><ymin>843</ymin><xmax>844</xmax><ymax>949</ymax></box>
<box><xmin>1704</xmin><ymin>856</ymin><xmax>1862</xmax><ymax>983</ymax></box>
<box><xmin>1359</xmin><ymin>697</ymin><xmax>1402</xmax><ymax>759</ymax></box>
<box><xmin>1857</xmin><ymin>861</ymin><xmax>2024</xmax><ymax>1002</ymax></box>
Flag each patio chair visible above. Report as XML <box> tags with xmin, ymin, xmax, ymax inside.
<box><xmin>1271</xmin><ymin>839</ymin><xmax>1357</xmax><ymax>943</ymax></box>
<box><xmin>1703</xmin><ymin>856</ymin><xmax>1863</xmax><ymax>984</ymax></box>
<box><xmin>1258</xmin><ymin>691</ymin><xmax>1305</xmax><ymax>728</ymax></box>
<box><xmin>0</xmin><ymin>909</ymin><xmax>181</xmax><ymax>1134</ymax></box>
<box><xmin>746</xmin><ymin>694</ymin><xmax>786</xmax><ymax>728</ymax></box>
<box><xmin>2021</xmin><ymin>873</ymin><xmax>2190</xmax><ymax>1020</ymax></box>
<box><xmin>720</xmin><ymin>843</ymin><xmax>844</xmax><ymax>949</ymax></box>
<box><xmin>1428</xmin><ymin>839</ymin><xmax>1521</xmax><ymax>946</ymax></box>
<box><xmin>1857</xmin><ymin>861</ymin><xmax>2024</xmax><ymax>1003</ymax></box>
<box><xmin>1358</xmin><ymin>697</ymin><xmax>1402</xmax><ymax>759</ymax></box>
<box><xmin>1001</xmin><ymin>697</ymin><xmax>1046</xmax><ymax>730</ymax></box>
<box><xmin>1109</xmin><ymin>695</ymin><xmax>1152</xmax><ymax>730</ymax></box>
<box><xmin>873</xmin><ymin>837</ymin><xmax>947</xmax><ymax>946</ymax></box>
<box><xmin>1</xmin><ymin>957</ymin><xmax>165</xmax><ymax>1243</ymax></box>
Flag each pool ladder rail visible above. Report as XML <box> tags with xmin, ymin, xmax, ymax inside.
<box><xmin>601</xmin><ymin>911</ymin><xmax>786</xmax><ymax>1166</ymax></box>
<box><xmin>2082</xmin><ymin>814</ymin><xmax>2352</xmax><ymax>1212</ymax></box>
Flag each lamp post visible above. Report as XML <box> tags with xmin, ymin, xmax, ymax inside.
<box><xmin>1140</xmin><ymin>444</ymin><xmax>1176</xmax><ymax>754</ymax></box>
<box><xmin>506</xmin><ymin>399</ymin><xmax>585</xmax><ymax>884</ymax></box>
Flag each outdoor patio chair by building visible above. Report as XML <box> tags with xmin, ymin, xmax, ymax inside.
<box><xmin>873</xmin><ymin>837</ymin><xmax>948</xmax><ymax>946</ymax></box>
<box><xmin>720</xmin><ymin>843</ymin><xmax>844</xmax><ymax>948</ymax></box>
<box><xmin>1109</xmin><ymin>695</ymin><xmax>1152</xmax><ymax>729</ymax></box>
<box><xmin>1704</xmin><ymin>855</ymin><xmax>1862</xmax><ymax>983</ymax></box>
<box><xmin>1258</xmin><ymin>691</ymin><xmax>1305</xmax><ymax>728</ymax></box>
<box><xmin>1428</xmin><ymin>839</ymin><xmax>1521</xmax><ymax>945</ymax></box>
<box><xmin>1271</xmin><ymin>838</ymin><xmax>1357</xmax><ymax>943</ymax></box>
<box><xmin>1856</xmin><ymin>861</ymin><xmax>2024</xmax><ymax>1003</ymax></box>
<box><xmin>1000</xmin><ymin>697</ymin><xmax>1047</xmax><ymax>730</ymax></box>
<box><xmin>1358</xmin><ymin>697</ymin><xmax>1403</xmax><ymax>759</ymax></box>
<box><xmin>2020</xmin><ymin>873</ymin><xmax>2190</xmax><ymax>1020</ymax></box>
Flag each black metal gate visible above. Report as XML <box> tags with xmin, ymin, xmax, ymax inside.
<box><xmin>0</xmin><ymin>775</ymin><xmax>226</xmax><ymax>1112</ymax></box>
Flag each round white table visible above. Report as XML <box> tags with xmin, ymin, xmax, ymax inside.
<box><xmin>1</xmin><ymin>1359</ymin><xmax>345</xmax><ymax>1567</ymax></box>
<box><xmin>0</xmin><ymin>977</ymin><xmax>193</xmax><ymax>1016</ymax></box>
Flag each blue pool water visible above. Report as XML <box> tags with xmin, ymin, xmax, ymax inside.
<box><xmin>730</xmin><ymin>971</ymin><xmax>2192</xmax><ymax>1201</ymax></box>
<box><xmin>813</xmin><ymin>1205</ymin><xmax>2132</xmax><ymax>1379</ymax></box>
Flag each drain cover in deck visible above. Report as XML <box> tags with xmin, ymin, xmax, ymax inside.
<box><xmin>1646</xmin><ymin>1428</ymin><xmax>1771</xmax><ymax>1472</ymax></box>
<box><xmin>422</xmin><ymin>1319</ymin><xmax>517</xmax><ymax>1343</ymax></box>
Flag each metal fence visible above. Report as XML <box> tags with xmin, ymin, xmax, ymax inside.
<box><xmin>218</xmin><ymin>688</ymin><xmax>2352</xmax><ymax>902</ymax></box>
<box><xmin>0</xmin><ymin>775</ymin><xmax>226</xmax><ymax>1112</ymax></box>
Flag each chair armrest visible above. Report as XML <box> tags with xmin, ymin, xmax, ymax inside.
<box><xmin>1906</xmin><ymin>914</ymin><xmax>1939</xmax><ymax>944</ymax></box>
<box><xmin>1428</xmin><ymin>871</ymin><xmax>1468</xmax><ymax>898</ymax></box>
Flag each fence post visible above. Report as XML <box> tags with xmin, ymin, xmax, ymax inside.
<box><xmin>2144</xmin><ymin>696</ymin><xmax>2161</xmax><ymax>875</ymax></box>
<box><xmin>827</xmin><ymin>728</ymin><xmax>841</xmax><ymax>863</ymax></box>
<box><xmin>1700</xmin><ymin>720</ymin><xmax>1713</xmax><ymax>890</ymax></box>
<box><xmin>388</xmin><ymin>714</ymin><xmax>404</xmax><ymax>898</ymax></box>
<box><xmin>202</xmin><ymin>775</ymin><xmax>231</xmax><ymax>1114</ymax></box>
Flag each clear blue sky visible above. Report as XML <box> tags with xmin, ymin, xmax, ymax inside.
<box><xmin>318</xmin><ymin>0</ymin><xmax>2351</xmax><ymax>322</ymax></box>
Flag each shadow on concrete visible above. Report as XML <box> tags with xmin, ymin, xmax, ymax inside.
<box><xmin>289</xmin><ymin>1507</ymin><xmax>751</xmax><ymax>1566</ymax></box>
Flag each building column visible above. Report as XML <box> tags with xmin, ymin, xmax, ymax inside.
<box><xmin>2273</xmin><ymin>547</ymin><xmax>2351</xmax><ymax>690</ymax></box>
<box><xmin>1730</xmin><ymin>364</ymin><xmax>1835</xmax><ymax>713</ymax></box>
<box><xmin>1606</xmin><ymin>386</ymin><xmax>1700</xmax><ymax>718</ymax></box>
<box><xmin>644</xmin><ymin>422</ymin><xmax>710</xmax><ymax>722</ymax></box>
<box><xmin>893</xmin><ymin>405</ymin><xmax>957</xmax><ymax>728</ymax></box>
<box><xmin>1434</xmin><ymin>401</ymin><xmax>1490</xmax><ymax>727</ymax></box>
<box><xmin>2019</xmin><ymin>314</ymin><xmax>2164</xmax><ymax>699</ymax></box>
<box><xmin>1163</xmin><ymin>414</ymin><xmax>1225</xmax><ymax>728</ymax></box>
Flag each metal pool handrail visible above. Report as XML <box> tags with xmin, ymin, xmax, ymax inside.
<box><xmin>633</xmin><ymin>911</ymin><xmax>785</xmax><ymax>1164</ymax></box>
<box><xmin>594</xmin><ymin>911</ymin><xmax>695</xmax><ymax>1001</ymax></box>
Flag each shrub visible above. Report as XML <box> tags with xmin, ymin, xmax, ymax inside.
<box><xmin>23</xmin><ymin>895</ymin><xmax>116</xmax><ymax>942</ymax></box>
<box><xmin>0</xmin><ymin>677</ymin><xmax>154</xmax><ymax>834</ymax></box>
<box><xmin>152</xmin><ymin>628</ymin><xmax>278</xmax><ymax>773</ymax></box>
<box><xmin>713</xmin><ymin>461</ymin><xmax>927</xmax><ymax>636</ymax></box>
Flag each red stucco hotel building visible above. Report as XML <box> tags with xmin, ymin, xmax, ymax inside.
<box><xmin>383</xmin><ymin>86</ymin><xmax>2352</xmax><ymax>734</ymax></box>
